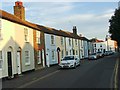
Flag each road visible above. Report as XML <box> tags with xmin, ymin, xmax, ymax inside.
<box><xmin>2</xmin><ymin>53</ymin><xmax>119</xmax><ymax>88</ymax></box>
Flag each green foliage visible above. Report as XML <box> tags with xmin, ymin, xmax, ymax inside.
<box><xmin>109</xmin><ymin>8</ymin><xmax>120</xmax><ymax>46</ymax></box>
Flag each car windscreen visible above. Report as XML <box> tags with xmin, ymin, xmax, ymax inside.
<box><xmin>90</xmin><ymin>53</ymin><xmax>96</xmax><ymax>55</ymax></box>
<box><xmin>97</xmin><ymin>52</ymin><xmax>102</xmax><ymax>53</ymax></box>
<box><xmin>63</xmin><ymin>56</ymin><xmax>74</xmax><ymax>60</ymax></box>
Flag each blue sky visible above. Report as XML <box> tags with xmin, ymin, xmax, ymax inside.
<box><xmin>1</xmin><ymin>1</ymin><xmax>119</xmax><ymax>40</ymax></box>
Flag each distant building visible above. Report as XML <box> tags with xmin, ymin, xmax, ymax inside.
<box><xmin>91</xmin><ymin>38</ymin><xmax>117</xmax><ymax>53</ymax></box>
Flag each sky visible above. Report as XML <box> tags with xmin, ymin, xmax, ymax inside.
<box><xmin>1</xmin><ymin>0</ymin><xmax>119</xmax><ymax>40</ymax></box>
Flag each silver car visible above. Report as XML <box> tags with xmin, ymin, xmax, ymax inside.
<box><xmin>88</xmin><ymin>53</ymin><xmax>98</xmax><ymax>60</ymax></box>
<box><xmin>59</xmin><ymin>55</ymin><xmax>80</xmax><ymax>69</ymax></box>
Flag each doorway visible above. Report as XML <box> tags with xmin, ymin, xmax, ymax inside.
<box><xmin>17</xmin><ymin>51</ymin><xmax>21</xmax><ymax>74</ymax></box>
<box><xmin>7</xmin><ymin>52</ymin><xmax>12</xmax><ymax>77</ymax></box>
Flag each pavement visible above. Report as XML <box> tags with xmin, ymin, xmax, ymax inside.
<box><xmin>2</xmin><ymin>65</ymin><xmax>60</xmax><ymax>88</ymax></box>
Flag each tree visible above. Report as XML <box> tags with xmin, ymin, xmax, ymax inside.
<box><xmin>109</xmin><ymin>8</ymin><xmax>120</xmax><ymax>47</ymax></box>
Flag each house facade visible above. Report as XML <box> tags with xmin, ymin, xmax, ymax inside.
<box><xmin>33</xmin><ymin>30</ymin><xmax>45</xmax><ymax>70</ymax></box>
<box><xmin>0</xmin><ymin>10</ymin><xmax>35</xmax><ymax>78</ymax></box>
<box><xmin>105</xmin><ymin>38</ymin><xmax>117</xmax><ymax>52</ymax></box>
<box><xmin>92</xmin><ymin>38</ymin><xmax>117</xmax><ymax>53</ymax></box>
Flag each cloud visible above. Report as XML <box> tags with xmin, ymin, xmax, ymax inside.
<box><xmin>1</xmin><ymin>2</ymin><xmax>116</xmax><ymax>40</ymax></box>
<box><xmin>26</xmin><ymin>6</ymin><xmax>114</xmax><ymax>40</ymax></box>
<box><xmin>1</xmin><ymin>0</ymin><xmax>119</xmax><ymax>2</ymax></box>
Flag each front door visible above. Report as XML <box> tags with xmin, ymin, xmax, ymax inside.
<box><xmin>42</xmin><ymin>49</ymin><xmax>45</xmax><ymax>67</ymax></box>
<box><xmin>7</xmin><ymin>52</ymin><xmax>12</xmax><ymax>77</ymax></box>
<box><xmin>17</xmin><ymin>52</ymin><xmax>21</xmax><ymax>74</ymax></box>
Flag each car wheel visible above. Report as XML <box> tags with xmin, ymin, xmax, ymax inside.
<box><xmin>78</xmin><ymin>62</ymin><xmax>81</xmax><ymax>66</ymax></box>
<box><xmin>73</xmin><ymin>63</ymin><xmax>76</xmax><ymax>69</ymax></box>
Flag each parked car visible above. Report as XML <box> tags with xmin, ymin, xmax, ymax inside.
<box><xmin>59</xmin><ymin>55</ymin><xmax>80</xmax><ymax>69</ymax></box>
<box><xmin>88</xmin><ymin>53</ymin><xmax>98</xmax><ymax>60</ymax></box>
<box><xmin>104</xmin><ymin>51</ymin><xmax>114</xmax><ymax>56</ymax></box>
<box><xmin>104</xmin><ymin>51</ymin><xmax>110</xmax><ymax>56</ymax></box>
<box><xmin>97</xmin><ymin>51</ymin><xmax>104</xmax><ymax>58</ymax></box>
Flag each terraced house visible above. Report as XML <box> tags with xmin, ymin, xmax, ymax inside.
<box><xmin>0</xmin><ymin>1</ymin><xmax>92</xmax><ymax>79</ymax></box>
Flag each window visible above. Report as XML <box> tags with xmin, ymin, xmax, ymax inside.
<box><xmin>75</xmin><ymin>39</ymin><xmax>77</xmax><ymax>46</ymax></box>
<box><xmin>24</xmin><ymin>28</ymin><xmax>29</xmax><ymax>42</ymax></box>
<box><xmin>37</xmin><ymin>50</ymin><xmax>41</xmax><ymax>64</ymax></box>
<box><xmin>69</xmin><ymin>38</ymin><xmax>71</xmax><ymax>46</ymax></box>
<box><xmin>0</xmin><ymin>51</ymin><xmax>3</xmax><ymax>69</ymax></box>
<box><xmin>76</xmin><ymin>50</ymin><xmax>78</xmax><ymax>55</ymax></box>
<box><xmin>66</xmin><ymin>51</ymin><xmax>68</xmax><ymax>55</ymax></box>
<box><xmin>25</xmin><ymin>51</ymin><xmax>30</xmax><ymax>65</ymax></box>
<box><xmin>70</xmin><ymin>50</ymin><xmax>71</xmax><ymax>55</ymax></box>
<box><xmin>52</xmin><ymin>50</ymin><xmax>55</xmax><ymax>60</ymax></box>
<box><xmin>94</xmin><ymin>44</ymin><xmax>96</xmax><ymax>47</ymax></box>
<box><xmin>61</xmin><ymin>37</ymin><xmax>63</xmax><ymax>45</ymax></box>
<box><xmin>51</xmin><ymin>35</ymin><xmax>54</xmax><ymax>45</ymax></box>
<box><xmin>61</xmin><ymin>50</ymin><xmax>64</xmax><ymax>58</ymax></box>
<box><xmin>36</xmin><ymin>31</ymin><xmax>41</xmax><ymax>44</ymax></box>
<box><xmin>0</xmin><ymin>20</ymin><xmax>2</xmax><ymax>40</ymax></box>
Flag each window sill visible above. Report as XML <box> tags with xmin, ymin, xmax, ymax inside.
<box><xmin>25</xmin><ymin>63</ymin><xmax>30</xmax><ymax>66</ymax></box>
<box><xmin>25</xmin><ymin>41</ymin><xmax>29</xmax><ymax>43</ymax></box>
<box><xmin>37</xmin><ymin>62</ymin><xmax>41</xmax><ymax>65</ymax></box>
<box><xmin>51</xmin><ymin>44</ymin><xmax>55</xmax><ymax>46</ymax></box>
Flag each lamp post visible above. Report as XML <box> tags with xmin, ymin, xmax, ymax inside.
<box><xmin>106</xmin><ymin>35</ymin><xmax>109</xmax><ymax>51</ymax></box>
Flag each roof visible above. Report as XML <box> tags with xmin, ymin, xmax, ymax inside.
<box><xmin>0</xmin><ymin>9</ymin><xmax>89</xmax><ymax>41</ymax></box>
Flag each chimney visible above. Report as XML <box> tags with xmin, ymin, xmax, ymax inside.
<box><xmin>14</xmin><ymin>1</ymin><xmax>25</xmax><ymax>20</ymax></box>
<box><xmin>73</xmin><ymin>26</ymin><xmax>77</xmax><ymax>35</ymax></box>
<box><xmin>79</xmin><ymin>34</ymin><xmax>83</xmax><ymax>37</ymax></box>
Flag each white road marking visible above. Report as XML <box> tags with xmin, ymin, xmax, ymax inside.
<box><xmin>110</xmin><ymin>58</ymin><xmax>119</xmax><ymax>89</ymax></box>
<box><xmin>114</xmin><ymin>58</ymin><xmax>119</xmax><ymax>89</ymax></box>
<box><xmin>18</xmin><ymin>70</ymin><xmax>60</xmax><ymax>88</ymax></box>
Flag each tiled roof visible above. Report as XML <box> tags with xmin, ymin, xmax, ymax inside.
<box><xmin>0</xmin><ymin>9</ymin><xmax>39</xmax><ymax>30</ymax></box>
<box><xmin>0</xmin><ymin>9</ymin><xmax>89</xmax><ymax>41</ymax></box>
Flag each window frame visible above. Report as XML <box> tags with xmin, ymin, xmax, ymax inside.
<box><xmin>37</xmin><ymin>50</ymin><xmax>41</xmax><ymax>64</ymax></box>
<box><xmin>76</xmin><ymin>50</ymin><xmax>78</xmax><ymax>55</ymax></box>
<box><xmin>51</xmin><ymin>35</ymin><xmax>54</xmax><ymax>45</ymax></box>
<box><xmin>24</xmin><ymin>28</ymin><xmax>29</xmax><ymax>42</ymax></box>
<box><xmin>61</xmin><ymin>50</ymin><xmax>64</xmax><ymax>58</ymax></box>
<box><xmin>0</xmin><ymin>51</ymin><xmax>3</xmax><ymax>70</ymax></box>
<box><xmin>51</xmin><ymin>50</ymin><xmax>55</xmax><ymax>61</ymax></box>
<box><xmin>36</xmin><ymin>31</ymin><xmax>41</xmax><ymax>44</ymax></box>
<box><xmin>75</xmin><ymin>39</ymin><xmax>78</xmax><ymax>46</ymax></box>
<box><xmin>61</xmin><ymin>37</ymin><xmax>64</xmax><ymax>45</ymax></box>
<box><xmin>25</xmin><ymin>51</ymin><xmax>30</xmax><ymax>65</ymax></box>
<box><xmin>69</xmin><ymin>38</ymin><xmax>71</xmax><ymax>46</ymax></box>
<box><xmin>0</xmin><ymin>20</ymin><xmax>3</xmax><ymax>40</ymax></box>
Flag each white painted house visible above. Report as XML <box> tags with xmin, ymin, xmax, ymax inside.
<box><xmin>0</xmin><ymin>10</ymin><xmax>35</xmax><ymax>78</ymax></box>
<box><xmin>45</xmin><ymin>33</ymin><xmax>58</xmax><ymax>67</ymax></box>
<box><xmin>105</xmin><ymin>38</ymin><xmax>117</xmax><ymax>52</ymax></box>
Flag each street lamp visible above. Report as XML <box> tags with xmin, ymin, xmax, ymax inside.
<box><xmin>106</xmin><ymin>35</ymin><xmax>109</xmax><ymax>51</ymax></box>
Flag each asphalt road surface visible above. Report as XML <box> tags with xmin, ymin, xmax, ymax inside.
<box><xmin>2</xmin><ymin>53</ymin><xmax>119</xmax><ymax>88</ymax></box>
